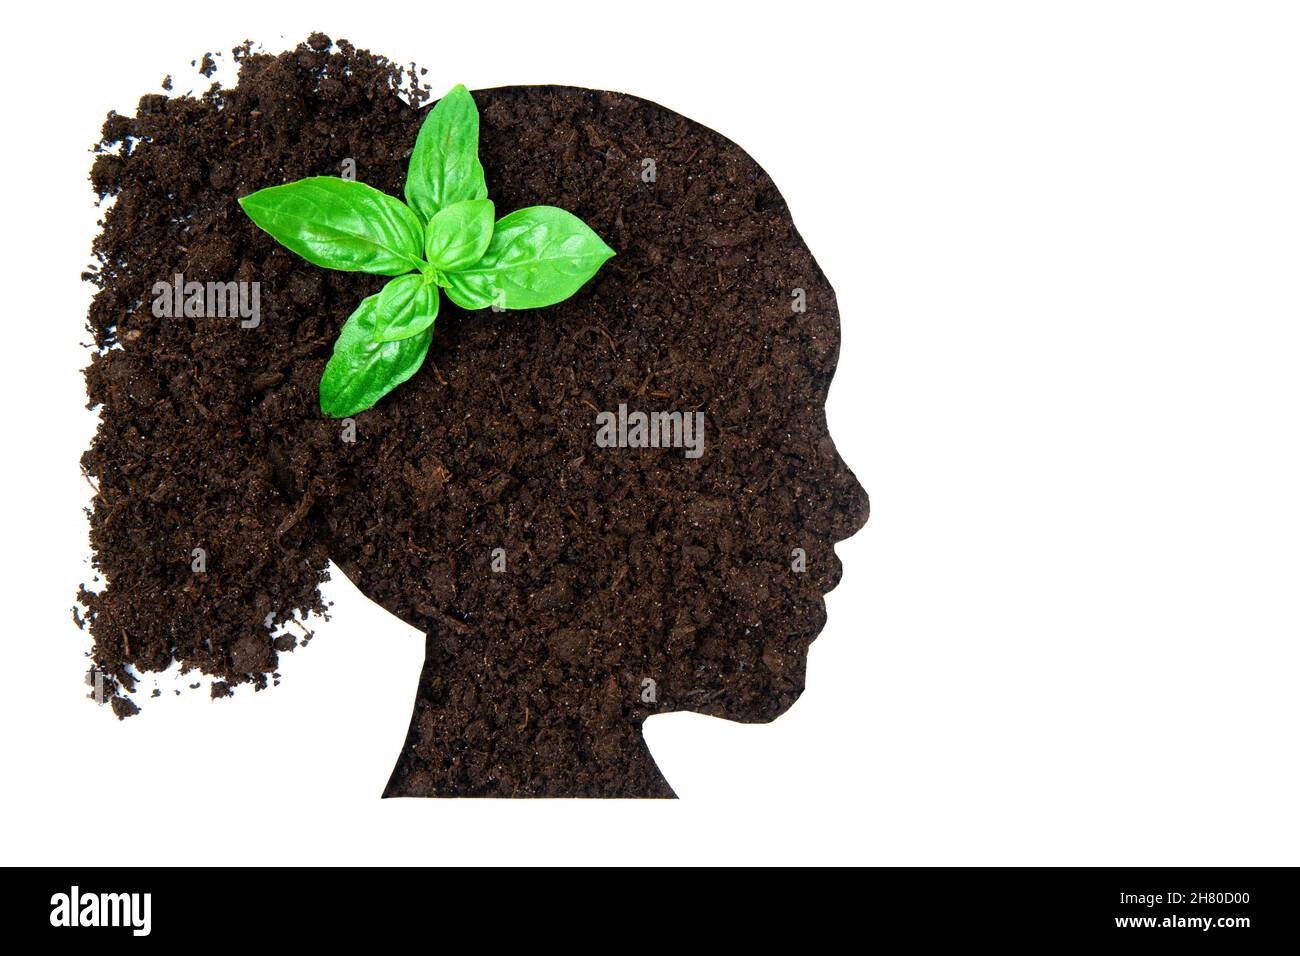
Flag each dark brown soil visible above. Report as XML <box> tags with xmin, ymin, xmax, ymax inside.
<box><xmin>78</xmin><ymin>34</ymin><xmax>868</xmax><ymax>797</ymax></box>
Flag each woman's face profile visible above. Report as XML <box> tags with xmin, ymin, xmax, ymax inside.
<box><xmin>313</xmin><ymin>87</ymin><xmax>869</xmax><ymax>797</ymax></box>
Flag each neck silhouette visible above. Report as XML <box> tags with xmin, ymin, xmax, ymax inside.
<box><xmin>383</xmin><ymin>623</ymin><xmax>674</xmax><ymax>798</ymax></box>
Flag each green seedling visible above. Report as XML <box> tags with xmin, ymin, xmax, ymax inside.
<box><xmin>239</xmin><ymin>84</ymin><xmax>615</xmax><ymax>417</ymax></box>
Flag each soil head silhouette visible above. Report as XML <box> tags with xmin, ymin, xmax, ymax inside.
<box><xmin>77</xmin><ymin>40</ymin><xmax>867</xmax><ymax>795</ymax></box>
<box><xmin>335</xmin><ymin>87</ymin><xmax>869</xmax><ymax>796</ymax></box>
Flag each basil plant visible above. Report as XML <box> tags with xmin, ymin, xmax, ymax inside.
<box><xmin>239</xmin><ymin>84</ymin><xmax>615</xmax><ymax>417</ymax></box>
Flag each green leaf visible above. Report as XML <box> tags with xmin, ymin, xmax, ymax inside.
<box><xmin>424</xmin><ymin>199</ymin><xmax>495</xmax><ymax>272</ymax></box>
<box><xmin>443</xmin><ymin>207</ymin><xmax>615</xmax><ymax>310</ymax></box>
<box><xmin>372</xmin><ymin>274</ymin><xmax>441</xmax><ymax>343</ymax></box>
<box><xmin>405</xmin><ymin>84</ymin><xmax>488</xmax><ymax>222</ymax></box>
<box><xmin>240</xmin><ymin>177</ymin><xmax>424</xmax><ymax>276</ymax></box>
<box><xmin>319</xmin><ymin>294</ymin><xmax>433</xmax><ymax>417</ymax></box>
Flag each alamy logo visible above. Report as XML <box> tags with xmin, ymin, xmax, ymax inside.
<box><xmin>152</xmin><ymin>273</ymin><xmax>260</xmax><ymax>328</ymax></box>
<box><xmin>595</xmin><ymin>403</ymin><xmax>705</xmax><ymax>459</ymax></box>
<box><xmin>49</xmin><ymin>886</ymin><xmax>151</xmax><ymax>936</ymax></box>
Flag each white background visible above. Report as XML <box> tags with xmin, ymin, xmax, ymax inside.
<box><xmin>1</xmin><ymin>1</ymin><xmax>1297</xmax><ymax>865</ymax></box>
